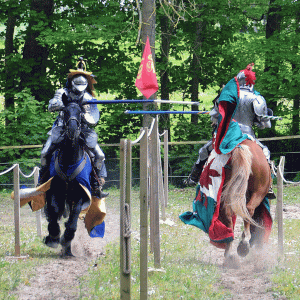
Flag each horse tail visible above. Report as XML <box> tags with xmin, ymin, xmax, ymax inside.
<box><xmin>222</xmin><ymin>144</ymin><xmax>259</xmax><ymax>226</ymax></box>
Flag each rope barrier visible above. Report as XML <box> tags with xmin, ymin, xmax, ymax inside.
<box><xmin>0</xmin><ymin>164</ymin><xmax>18</xmax><ymax>176</ymax></box>
<box><xmin>147</xmin><ymin>117</ymin><xmax>156</xmax><ymax>137</ymax></box>
<box><xmin>271</xmin><ymin>160</ymin><xmax>300</xmax><ymax>185</ymax></box>
<box><xmin>0</xmin><ymin>164</ymin><xmax>42</xmax><ymax>258</ymax></box>
<box><xmin>0</xmin><ymin>164</ymin><xmax>40</xmax><ymax>181</ymax></box>
<box><xmin>131</xmin><ymin>129</ymin><xmax>146</xmax><ymax>145</ymax></box>
<box><xmin>19</xmin><ymin>166</ymin><xmax>40</xmax><ymax>178</ymax></box>
<box><xmin>159</xmin><ymin>132</ymin><xmax>165</xmax><ymax>137</ymax></box>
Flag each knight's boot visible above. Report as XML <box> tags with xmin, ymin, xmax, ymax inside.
<box><xmin>91</xmin><ymin>170</ymin><xmax>109</xmax><ymax>198</ymax></box>
<box><xmin>38</xmin><ymin>139</ymin><xmax>56</xmax><ymax>186</ymax></box>
<box><xmin>267</xmin><ymin>161</ymin><xmax>276</xmax><ymax>200</ymax></box>
<box><xmin>38</xmin><ymin>164</ymin><xmax>50</xmax><ymax>186</ymax></box>
<box><xmin>267</xmin><ymin>184</ymin><xmax>276</xmax><ymax>200</ymax></box>
<box><xmin>184</xmin><ymin>163</ymin><xmax>203</xmax><ymax>186</ymax></box>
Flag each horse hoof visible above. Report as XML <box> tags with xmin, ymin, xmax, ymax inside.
<box><xmin>223</xmin><ymin>255</ymin><xmax>240</xmax><ymax>269</ymax></box>
<box><xmin>43</xmin><ymin>236</ymin><xmax>60</xmax><ymax>249</ymax></box>
<box><xmin>61</xmin><ymin>246</ymin><xmax>74</xmax><ymax>257</ymax></box>
<box><xmin>237</xmin><ymin>240</ymin><xmax>250</xmax><ymax>257</ymax></box>
<box><xmin>60</xmin><ymin>236</ymin><xmax>74</xmax><ymax>257</ymax></box>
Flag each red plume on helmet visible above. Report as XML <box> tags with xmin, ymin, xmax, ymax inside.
<box><xmin>240</xmin><ymin>63</ymin><xmax>256</xmax><ymax>86</ymax></box>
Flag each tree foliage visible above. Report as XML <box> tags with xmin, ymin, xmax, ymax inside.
<box><xmin>0</xmin><ymin>0</ymin><xmax>300</xmax><ymax>182</ymax></box>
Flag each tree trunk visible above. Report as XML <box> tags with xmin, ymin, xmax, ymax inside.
<box><xmin>191</xmin><ymin>18</ymin><xmax>205</xmax><ymax>125</ymax></box>
<box><xmin>159</xmin><ymin>15</ymin><xmax>171</xmax><ymax>135</ymax></box>
<box><xmin>264</xmin><ymin>0</ymin><xmax>282</xmax><ymax>136</ymax></box>
<box><xmin>141</xmin><ymin>0</ymin><xmax>156</xmax><ymax>128</ymax></box>
<box><xmin>4</xmin><ymin>10</ymin><xmax>16</xmax><ymax>127</ymax></box>
<box><xmin>292</xmin><ymin>97</ymin><xmax>300</xmax><ymax>135</ymax></box>
<box><xmin>292</xmin><ymin>10</ymin><xmax>300</xmax><ymax>135</ymax></box>
<box><xmin>20</xmin><ymin>0</ymin><xmax>54</xmax><ymax>103</ymax></box>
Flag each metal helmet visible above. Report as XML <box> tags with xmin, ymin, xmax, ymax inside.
<box><xmin>71</xmin><ymin>75</ymin><xmax>88</xmax><ymax>94</ymax></box>
<box><xmin>67</xmin><ymin>57</ymin><xmax>97</xmax><ymax>96</ymax></box>
<box><xmin>236</xmin><ymin>63</ymin><xmax>256</xmax><ymax>90</ymax></box>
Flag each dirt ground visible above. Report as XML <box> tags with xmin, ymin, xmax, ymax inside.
<box><xmin>16</xmin><ymin>203</ymin><xmax>120</xmax><ymax>300</ymax></box>
<box><xmin>15</xmin><ymin>203</ymin><xmax>300</xmax><ymax>300</ymax></box>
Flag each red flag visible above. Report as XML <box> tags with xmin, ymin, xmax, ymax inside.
<box><xmin>135</xmin><ymin>36</ymin><xmax>159</xmax><ymax>99</ymax></box>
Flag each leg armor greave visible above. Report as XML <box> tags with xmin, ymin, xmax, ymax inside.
<box><xmin>39</xmin><ymin>136</ymin><xmax>59</xmax><ymax>185</ymax></box>
<box><xmin>41</xmin><ymin>136</ymin><xmax>53</xmax><ymax>166</ymax></box>
<box><xmin>90</xmin><ymin>144</ymin><xmax>105</xmax><ymax>170</ymax></box>
<box><xmin>196</xmin><ymin>140</ymin><xmax>213</xmax><ymax>165</ymax></box>
<box><xmin>185</xmin><ymin>140</ymin><xmax>213</xmax><ymax>186</ymax></box>
<box><xmin>89</xmin><ymin>145</ymin><xmax>108</xmax><ymax>198</ymax></box>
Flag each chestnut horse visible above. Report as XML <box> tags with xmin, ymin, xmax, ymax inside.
<box><xmin>219</xmin><ymin>139</ymin><xmax>272</xmax><ymax>268</ymax></box>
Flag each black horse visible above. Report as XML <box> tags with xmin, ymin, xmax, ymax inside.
<box><xmin>43</xmin><ymin>102</ymin><xmax>93</xmax><ymax>256</ymax></box>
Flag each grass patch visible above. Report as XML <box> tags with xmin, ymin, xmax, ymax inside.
<box><xmin>81</xmin><ymin>187</ymin><xmax>230</xmax><ymax>299</ymax></box>
<box><xmin>0</xmin><ymin>191</ymin><xmax>59</xmax><ymax>300</ymax></box>
<box><xmin>1</xmin><ymin>184</ymin><xmax>300</xmax><ymax>299</ymax></box>
<box><xmin>271</xmin><ymin>218</ymin><xmax>300</xmax><ymax>299</ymax></box>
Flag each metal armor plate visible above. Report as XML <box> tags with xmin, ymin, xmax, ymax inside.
<box><xmin>82</xmin><ymin>93</ymin><xmax>100</xmax><ymax>125</ymax></box>
<box><xmin>253</xmin><ymin>94</ymin><xmax>268</xmax><ymax>117</ymax></box>
<box><xmin>48</xmin><ymin>88</ymin><xmax>66</xmax><ymax>112</ymax></box>
<box><xmin>234</xmin><ymin>88</ymin><xmax>256</xmax><ymax>128</ymax></box>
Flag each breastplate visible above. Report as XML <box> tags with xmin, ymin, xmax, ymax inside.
<box><xmin>234</xmin><ymin>89</ymin><xmax>256</xmax><ymax>128</ymax></box>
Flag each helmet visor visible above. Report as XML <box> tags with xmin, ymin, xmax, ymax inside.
<box><xmin>72</xmin><ymin>75</ymin><xmax>88</xmax><ymax>92</ymax></box>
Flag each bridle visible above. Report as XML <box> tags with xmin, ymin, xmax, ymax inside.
<box><xmin>63</xmin><ymin>102</ymin><xmax>82</xmax><ymax>142</ymax></box>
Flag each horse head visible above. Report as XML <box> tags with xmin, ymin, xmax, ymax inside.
<box><xmin>62</xmin><ymin>102</ymin><xmax>83</xmax><ymax>145</ymax></box>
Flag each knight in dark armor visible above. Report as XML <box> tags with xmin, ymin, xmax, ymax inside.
<box><xmin>39</xmin><ymin>58</ymin><xmax>109</xmax><ymax>198</ymax></box>
<box><xmin>185</xmin><ymin>63</ymin><xmax>276</xmax><ymax>199</ymax></box>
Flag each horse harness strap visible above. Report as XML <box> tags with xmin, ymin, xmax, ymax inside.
<box><xmin>83</xmin><ymin>145</ymin><xmax>102</xmax><ymax>186</ymax></box>
<box><xmin>55</xmin><ymin>152</ymin><xmax>87</xmax><ymax>182</ymax></box>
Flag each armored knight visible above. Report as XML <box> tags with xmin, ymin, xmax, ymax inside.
<box><xmin>185</xmin><ymin>63</ymin><xmax>276</xmax><ymax>199</ymax></box>
<box><xmin>39</xmin><ymin>58</ymin><xmax>109</xmax><ymax>198</ymax></box>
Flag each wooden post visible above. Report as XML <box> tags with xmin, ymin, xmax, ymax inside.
<box><xmin>141</xmin><ymin>0</ymin><xmax>157</xmax><ymax>128</ymax></box>
<box><xmin>277</xmin><ymin>156</ymin><xmax>285</xmax><ymax>257</ymax></box>
<box><xmin>158</xmin><ymin>140</ymin><xmax>166</xmax><ymax>221</ymax></box>
<box><xmin>13</xmin><ymin>164</ymin><xmax>20</xmax><ymax>257</ymax></box>
<box><xmin>163</xmin><ymin>130</ymin><xmax>168</xmax><ymax>207</ymax></box>
<box><xmin>34</xmin><ymin>168</ymin><xmax>42</xmax><ymax>238</ymax></box>
<box><xmin>152</xmin><ymin>116</ymin><xmax>161</xmax><ymax>268</ymax></box>
<box><xmin>149</xmin><ymin>132</ymin><xmax>154</xmax><ymax>253</ymax></box>
<box><xmin>120</xmin><ymin>139</ymin><xmax>132</xmax><ymax>299</ymax></box>
<box><xmin>140</xmin><ymin>128</ymin><xmax>149</xmax><ymax>300</ymax></box>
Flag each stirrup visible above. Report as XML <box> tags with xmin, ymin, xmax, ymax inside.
<box><xmin>267</xmin><ymin>187</ymin><xmax>276</xmax><ymax>200</ymax></box>
<box><xmin>183</xmin><ymin>176</ymin><xmax>198</xmax><ymax>187</ymax></box>
<box><xmin>91</xmin><ymin>188</ymin><xmax>109</xmax><ymax>199</ymax></box>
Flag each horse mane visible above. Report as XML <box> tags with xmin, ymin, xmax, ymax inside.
<box><xmin>222</xmin><ymin>144</ymin><xmax>260</xmax><ymax>227</ymax></box>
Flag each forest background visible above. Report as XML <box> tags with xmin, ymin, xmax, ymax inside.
<box><xmin>0</xmin><ymin>0</ymin><xmax>300</xmax><ymax>187</ymax></box>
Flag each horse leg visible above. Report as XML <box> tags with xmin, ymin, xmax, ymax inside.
<box><xmin>237</xmin><ymin>192</ymin><xmax>265</xmax><ymax>257</ymax></box>
<box><xmin>44</xmin><ymin>221</ymin><xmax>61</xmax><ymax>248</ymax></box>
<box><xmin>237</xmin><ymin>220</ymin><xmax>251</xmax><ymax>257</ymax></box>
<box><xmin>224</xmin><ymin>241</ymin><xmax>240</xmax><ymax>269</ymax></box>
<box><xmin>60</xmin><ymin>198</ymin><xmax>83</xmax><ymax>257</ymax></box>
<box><xmin>219</xmin><ymin>202</ymin><xmax>241</xmax><ymax>269</ymax></box>
<box><xmin>44</xmin><ymin>192</ymin><xmax>65</xmax><ymax>249</ymax></box>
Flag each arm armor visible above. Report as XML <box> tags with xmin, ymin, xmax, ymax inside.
<box><xmin>253</xmin><ymin>95</ymin><xmax>272</xmax><ymax>129</ymax></box>
<box><xmin>48</xmin><ymin>88</ymin><xmax>66</xmax><ymax>112</ymax></box>
<box><xmin>209</xmin><ymin>104</ymin><xmax>219</xmax><ymax>126</ymax></box>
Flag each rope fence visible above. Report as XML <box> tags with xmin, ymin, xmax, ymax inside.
<box><xmin>119</xmin><ymin>116</ymin><xmax>168</xmax><ymax>299</ymax></box>
<box><xmin>0</xmin><ymin>164</ymin><xmax>42</xmax><ymax>258</ymax></box>
<box><xmin>0</xmin><ymin>135</ymin><xmax>299</xmax><ymax>296</ymax></box>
